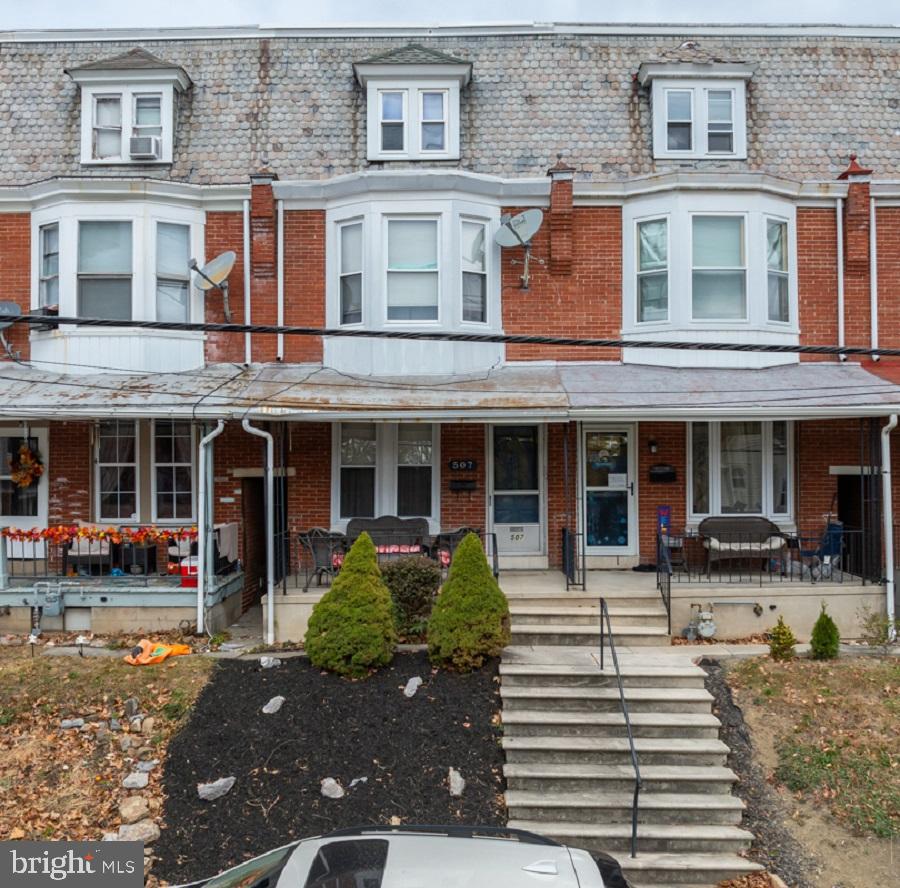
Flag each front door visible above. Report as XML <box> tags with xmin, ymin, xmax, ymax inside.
<box><xmin>489</xmin><ymin>425</ymin><xmax>545</xmax><ymax>557</ymax></box>
<box><xmin>583</xmin><ymin>426</ymin><xmax>637</xmax><ymax>555</ymax></box>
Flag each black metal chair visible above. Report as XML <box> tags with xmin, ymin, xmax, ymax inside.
<box><xmin>298</xmin><ymin>528</ymin><xmax>346</xmax><ymax>591</ymax></box>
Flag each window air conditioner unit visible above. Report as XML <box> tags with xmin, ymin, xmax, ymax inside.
<box><xmin>129</xmin><ymin>136</ymin><xmax>162</xmax><ymax>160</ymax></box>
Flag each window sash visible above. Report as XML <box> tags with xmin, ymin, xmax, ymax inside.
<box><xmin>92</xmin><ymin>95</ymin><xmax>122</xmax><ymax>159</ymax></box>
<box><xmin>386</xmin><ymin>218</ymin><xmax>439</xmax><ymax>321</ymax></box>
<box><xmin>78</xmin><ymin>220</ymin><xmax>133</xmax><ymax>320</ymax></box>
<box><xmin>461</xmin><ymin>220</ymin><xmax>487</xmax><ymax>323</ymax></box>
<box><xmin>691</xmin><ymin>216</ymin><xmax>747</xmax><ymax>321</ymax></box>
<box><xmin>97</xmin><ymin>420</ymin><xmax>138</xmax><ymax>522</ymax></box>
<box><xmin>689</xmin><ymin>421</ymin><xmax>792</xmax><ymax>519</ymax></box>
<box><xmin>637</xmin><ymin>218</ymin><xmax>668</xmax><ymax>322</ymax></box>
<box><xmin>39</xmin><ymin>223</ymin><xmax>59</xmax><ymax>307</ymax></box>
<box><xmin>133</xmin><ymin>94</ymin><xmax>163</xmax><ymax>138</ymax></box>
<box><xmin>420</xmin><ymin>90</ymin><xmax>447</xmax><ymax>152</ymax></box>
<box><xmin>156</xmin><ymin>222</ymin><xmax>191</xmax><ymax>323</ymax></box>
<box><xmin>153</xmin><ymin>420</ymin><xmax>193</xmax><ymax>521</ymax></box>
<box><xmin>706</xmin><ymin>89</ymin><xmax>734</xmax><ymax>153</ymax></box>
<box><xmin>339</xmin><ymin>222</ymin><xmax>363</xmax><ymax>325</ymax></box>
<box><xmin>397</xmin><ymin>424</ymin><xmax>432</xmax><ymax>517</ymax></box>
<box><xmin>665</xmin><ymin>89</ymin><xmax>693</xmax><ymax>151</ymax></box>
<box><xmin>766</xmin><ymin>219</ymin><xmax>790</xmax><ymax>323</ymax></box>
<box><xmin>379</xmin><ymin>90</ymin><xmax>406</xmax><ymax>153</ymax></box>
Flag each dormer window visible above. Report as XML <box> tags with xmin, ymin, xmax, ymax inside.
<box><xmin>354</xmin><ymin>44</ymin><xmax>471</xmax><ymax>162</ymax></box>
<box><xmin>638</xmin><ymin>62</ymin><xmax>752</xmax><ymax>160</ymax></box>
<box><xmin>66</xmin><ymin>47</ymin><xmax>191</xmax><ymax>166</ymax></box>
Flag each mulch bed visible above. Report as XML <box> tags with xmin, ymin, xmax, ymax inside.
<box><xmin>701</xmin><ymin>659</ymin><xmax>816</xmax><ymax>888</ymax></box>
<box><xmin>153</xmin><ymin>652</ymin><xmax>504</xmax><ymax>884</ymax></box>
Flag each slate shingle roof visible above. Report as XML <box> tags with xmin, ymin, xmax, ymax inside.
<box><xmin>354</xmin><ymin>43</ymin><xmax>469</xmax><ymax>66</ymax></box>
<box><xmin>0</xmin><ymin>31</ymin><xmax>898</xmax><ymax>185</ymax></box>
<box><xmin>66</xmin><ymin>46</ymin><xmax>181</xmax><ymax>72</ymax></box>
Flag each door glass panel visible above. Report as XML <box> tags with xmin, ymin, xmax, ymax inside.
<box><xmin>493</xmin><ymin>426</ymin><xmax>538</xmax><ymax>491</ymax></box>
<box><xmin>585</xmin><ymin>433</ymin><xmax>628</xmax><ymax>487</ymax></box>
<box><xmin>494</xmin><ymin>493</ymin><xmax>539</xmax><ymax>524</ymax></box>
<box><xmin>587</xmin><ymin>491</ymin><xmax>629</xmax><ymax>548</ymax></box>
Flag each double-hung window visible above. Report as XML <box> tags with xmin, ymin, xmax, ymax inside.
<box><xmin>340</xmin><ymin>423</ymin><xmax>377</xmax><ymax>519</ymax></box>
<box><xmin>397</xmin><ymin>425</ymin><xmax>433</xmax><ymax>517</ymax></box>
<box><xmin>637</xmin><ymin>218</ymin><xmax>668</xmax><ymax>322</ymax></box>
<box><xmin>690</xmin><ymin>421</ymin><xmax>791</xmax><ymax>520</ymax></box>
<box><xmin>153</xmin><ymin>420</ymin><xmax>193</xmax><ymax>521</ymax></box>
<box><xmin>155</xmin><ymin>222</ymin><xmax>191</xmax><ymax>322</ymax></box>
<box><xmin>92</xmin><ymin>96</ymin><xmax>123</xmax><ymax>160</ymax></box>
<box><xmin>766</xmin><ymin>219</ymin><xmax>789</xmax><ymax>323</ymax></box>
<box><xmin>461</xmin><ymin>220</ymin><xmax>487</xmax><ymax>323</ymax></box>
<box><xmin>78</xmin><ymin>220</ymin><xmax>133</xmax><ymax>320</ymax></box>
<box><xmin>666</xmin><ymin>90</ymin><xmax>693</xmax><ymax>151</ymax></box>
<box><xmin>133</xmin><ymin>95</ymin><xmax>162</xmax><ymax>140</ymax></box>
<box><xmin>420</xmin><ymin>91</ymin><xmax>447</xmax><ymax>152</ymax></box>
<box><xmin>691</xmin><ymin>215</ymin><xmax>746</xmax><ymax>320</ymax></box>
<box><xmin>98</xmin><ymin>420</ymin><xmax>138</xmax><ymax>522</ymax></box>
<box><xmin>707</xmin><ymin>90</ymin><xmax>734</xmax><ymax>153</ymax></box>
<box><xmin>339</xmin><ymin>222</ymin><xmax>363</xmax><ymax>325</ymax></box>
<box><xmin>39</xmin><ymin>224</ymin><xmax>59</xmax><ymax>307</ymax></box>
<box><xmin>386</xmin><ymin>219</ymin><xmax>439</xmax><ymax>321</ymax></box>
<box><xmin>379</xmin><ymin>91</ymin><xmax>406</xmax><ymax>153</ymax></box>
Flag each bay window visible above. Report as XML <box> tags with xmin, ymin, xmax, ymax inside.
<box><xmin>691</xmin><ymin>215</ymin><xmax>746</xmax><ymax>320</ymax></box>
<box><xmin>78</xmin><ymin>221</ymin><xmax>133</xmax><ymax>320</ymax></box>
<box><xmin>334</xmin><ymin>423</ymin><xmax>439</xmax><ymax>528</ymax></box>
<box><xmin>689</xmin><ymin>420</ymin><xmax>792</xmax><ymax>521</ymax></box>
<box><xmin>387</xmin><ymin>219</ymin><xmax>439</xmax><ymax>321</ymax></box>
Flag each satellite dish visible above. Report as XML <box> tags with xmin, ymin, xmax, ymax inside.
<box><xmin>494</xmin><ymin>209</ymin><xmax>544</xmax><ymax>290</ymax></box>
<box><xmin>495</xmin><ymin>209</ymin><xmax>544</xmax><ymax>248</ymax></box>
<box><xmin>190</xmin><ymin>251</ymin><xmax>236</xmax><ymax>321</ymax></box>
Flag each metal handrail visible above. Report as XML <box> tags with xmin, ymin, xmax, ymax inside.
<box><xmin>562</xmin><ymin>527</ymin><xmax>586</xmax><ymax>591</ymax></box>
<box><xmin>656</xmin><ymin>530</ymin><xmax>673</xmax><ymax>634</ymax></box>
<box><xmin>598</xmin><ymin>596</ymin><xmax>642</xmax><ymax>859</ymax></box>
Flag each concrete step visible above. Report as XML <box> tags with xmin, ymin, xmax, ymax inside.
<box><xmin>505</xmin><ymin>590</ymin><xmax>665</xmax><ymax>609</ymax></box>
<box><xmin>500</xmin><ymin>662</ymin><xmax>707</xmax><ymax>689</ymax></box>
<box><xmin>504</xmin><ymin>763</ymin><xmax>737</xmax><ymax>794</ymax></box>
<box><xmin>506</xmin><ymin>789</ymin><xmax>744</xmax><ymax>825</ymax></box>
<box><xmin>501</xmin><ymin>685</ymin><xmax>713</xmax><ymax>714</ymax></box>
<box><xmin>502</xmin><ymin>709</ymin><xmax>721</xmax><ymax>739</ymax></box>
<box><xmin>505</xmin><ymin>820</ymin><xmax>753</xmax><ymax>855</ymax></box>
<box><xmin>510</xmin><ymin>623</ymin><xmax>670</xmax><ymax>647</ymax></box>
<box><xmin>503</xmin><ymin>736</ymin><xmax>729</xmax><ymax>767</ymax></box>
<box><xmin>509</xmin><ymin>605</ymin><xmax>668</xmax><ymax>627</ymax></box>
<box><xmin>618</xmin><ymin>853</ymin><xmax>763</xmax><ymax>886</ymax></box>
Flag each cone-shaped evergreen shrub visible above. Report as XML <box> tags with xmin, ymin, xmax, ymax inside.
<box><xmin>427</xmin><ymin>532</ymin><xmax>510</xmax><ymax>671</ymax></box>
<box><xmin>304</xmin><ymin>532</ymin><xmax>397</xmax><ymax>678</ymax></box>
<box><xmin>810</xmin><ymin>603</ymin><xmax>840</xmax><ymax>660</ymax></box>
<box><xmin>769</xmin><ymin>615</ymin><xmax>798</xmax><ymax>662</ymax></box>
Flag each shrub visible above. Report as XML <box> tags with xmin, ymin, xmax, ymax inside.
<box><xmin>769</xmin><ymin>616</ymin><xmax>798</xmax><ymax>662</ymax></box>
<box><xmin>427</xmin><ymin>533</ymin><xmax>510</xmax><ymax>671</ymax></box>
<box><xmin>809</xmin><ymin>603</ymin><xmax>840</xmax><ymax>660</ymax></box>
<box><xmin>856</xmin><ymin>604</ymin><xmax>900</xmax><ymax>649</ymax></box>
<box><xmin>304</xmin><ymin>533</ymin><xmax>397</xmax><ymax>678</ymax></box>
<box><xmin>380</xmin><ymin>556</ymin><xmax>442</xmax><ymax>639</ymax></box>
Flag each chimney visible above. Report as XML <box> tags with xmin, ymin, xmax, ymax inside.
<box><xmin>250</xmin><ymin>170</ymin><xmax>278</xmax><ymax>362</ymax></box>
<box><xmin>547</xmin><ymin>155</ymin><xmax>575</xmax><ymax>275</ymax></box>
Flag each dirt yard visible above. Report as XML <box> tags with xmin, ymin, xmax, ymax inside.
<box><xmin>725</xmin><ymin>656</ymin><xmax>899</xmax><ymax>888</ymax></box>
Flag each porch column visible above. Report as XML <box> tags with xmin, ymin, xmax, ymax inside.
<box><xmin>197</xmin><ymin>420</ymin><xmax>225</xmax><ymax>635</ymax></box>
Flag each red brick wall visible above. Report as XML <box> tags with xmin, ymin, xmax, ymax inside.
<box><xmin>502</xmin><ymin>206</ymin><xmax>622</xmax><ymax>362</ymax></box>
<box><xmin>0</xmin><ymin>213</ymin><xmax>31</xmax><ymax>362</ymax></box>
<box><xmin>797</xmin><ymin>207</ymin><xmax>840</xmax><ymax>360</ymax></box>
<box><xmin>204</xmin><ymin>211</ymin><xmax>246</xmax><ymax>363</ymax></box>
<box><xmin>842</xmin><ymin>180</ymin><xmax>872</xmax><ymax>354</ymax></box>
<box><xmin>250</xmin><ymin>180</ymin><xmax>278</xmax><ymax>362</ymax></box>
<box><xmin>877</xmin><ymin>206</ymin><xmax>900</xmax><ymax>351</ymax></box>
<box><xmin>637</xmin><ymin>422</ymin><xmax>688</xmax><ymax>561</ymax></box>
<box><xmin>282</xmin><ymin>210</ymin><xmax>325</xmax><ymax>363</ymax></box>
<box><xmin>440</xmin><ymin>424</ymin><xmax>486</xmax><ymax>530</ymax></box>
<box><xmin>48</xmin><ymin>422</ymin><xmax>92</xmax><ymax>524</ymax></box>
<box><xmin>546</xmin><ymin>423</ymin><xmax>578</xmax><ymax>567</ymax></box>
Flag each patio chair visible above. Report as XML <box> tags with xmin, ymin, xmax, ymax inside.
<box><xmin>799</xmin><ymin>521</ymin><xmax>844</xmax><ymax>581</ymax></box>
<box><xmin>298</xmin><ymin>528</ymin><xmax>346</xmax><ymax>592</ymax></box>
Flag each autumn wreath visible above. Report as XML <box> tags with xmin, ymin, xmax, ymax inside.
<box><xmin>8</xmin><ymin>441</ymin><xmax>44</xmax><ymax>488</ymax></box>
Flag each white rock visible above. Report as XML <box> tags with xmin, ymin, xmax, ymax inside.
<box><xmin>259</xmin><ymin>656</ymin><xmax>281</xmax><ymax>669</ymax></box>
<box><xmin>60</xmin><ymin>718</ymin><xmax>84</xmax><ymax>730</ymax></box>
<box><xmin>136</xmin><ymin>759</ymin><xmax>159</xmax><ymax>773</ymax></box>
<box><xmin>403</xmin><ymin>677</ymin><xmax>423</xmax><ymax>698</ymax></box>
<box><xmin>119</xmin><ymin>796</ymin><xmax>150</xmax><ymax>825</ymax></box>
<box><xmin>122</xmin><ymin>772</ymin><xmax>149</xmax><ymax>790</ymax></box>
<box><xmin>117</xmin><ymin>819</ymin><xmax>160</xmax><ymax>845</ymax></box>
<box><xmin>320</xmin><ymin>777</ymin><xmax>345</xmax><ymax>799</ymax></box>
<box><xmin>197</xmin><ymin>776</ymin><xmax>236</xmax><ymax>801</ymax></box>
<box><xmin>348</xmin><ymin>776</ymin><xmax>368</xmax><ymax>789</ymax></box>
<box><xmin>448</xmin><ymin>767</ymin><xmax>466</xmax><ymax>798</ymax></box>
<box><xmin>261</xmin><ymin>695</ymin><xmax>285</xmax><ymax>715</ymax></box>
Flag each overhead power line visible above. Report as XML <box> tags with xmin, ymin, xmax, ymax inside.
<box><xmin>10</xmin><ymin>314</ymin><xmax>900</xmax><ymax>359</ymax></box>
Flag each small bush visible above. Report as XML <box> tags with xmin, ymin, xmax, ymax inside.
<box><xmin>856</xmin><ymin>604</ymin><xmax>900</xmax><ymax>648</ymax></box>
<box><xmin>427</xmin><ymin>533</ymin><xmax>510</xmax><ymax>671</ymax></box>
<box><xmin>380</xmin><ymin>556</ymin><xmax>442</xmax><ymax>639</ymax></box>
<box><xmin>810</xmin><ymin>603</ymin><xmax>840</xmax><ymax>660</ymax></box>
<box><xmin>304</xmin><ymin>533</ymin><xmax>397</xmax><ymax>678</ymax></box>
<box><xmin>769</xmin><ymin>616</ymin><xmax>798</xmax><ymax>662</ymax></box>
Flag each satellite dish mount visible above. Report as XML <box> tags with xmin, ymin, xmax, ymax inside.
<box><xmin>494</xmin><ymin>209</ymin><xmax>544</xmax><ymax>290</ymax></box>
<box><xmin>190</xmin><ymin>251</ymin><xmax>237</xmax><ymax>322</ymax></box>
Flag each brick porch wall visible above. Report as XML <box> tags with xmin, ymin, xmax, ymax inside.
<box><xmin>547</xmin><ymin>422</ymin><xmax>578</xmax><ymax>568</ymax></box>
<box><xmin>637</xmin><ymin>421</ymin><xmax>688</xmax><ymax>562</ymax></box>
<box><xmin>440</xmin><ymin>424</ymin><xmax>487</xmax><ymax>531</ymax></box>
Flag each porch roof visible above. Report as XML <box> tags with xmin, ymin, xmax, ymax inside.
<box><xmin>0</xmin><ymin>361</ymin><xmax>898</xmax><ymax>421</ymax></box>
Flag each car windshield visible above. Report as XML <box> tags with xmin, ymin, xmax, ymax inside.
<box><xmin>201</xmin><ymin>843</ymin><xmax>298</xmax><ymax>888</ymax></box>
<box><xmin>304</xmin><ymin>839</ymin><xmax>389</xmax><ymax>888</ymax></box>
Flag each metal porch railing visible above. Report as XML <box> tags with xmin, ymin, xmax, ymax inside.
<box><xmin>562</xmin><ymin>527</ymin><xmax>586</xmax><ymax>591</ymax></box>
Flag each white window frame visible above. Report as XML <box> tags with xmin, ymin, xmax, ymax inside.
<box><xmin>706</xmin><ymin>88</ymin><xmax>735</xmax><ymax>154</ymax></box>
<box><xmin>30</xmin><ymin>201</ymin><xmax>204</xmax><ymax>324</ymax></box>
<box><xmin>326</xmin><ymin>199</ymin><xmax>500</xmax><ymax>335</ymax></box>
<box><xmin>365</xmin><ymin>79</ymin><xmax>460</xmax><ymax>161</ymax></box>
<box><xmin>687</xmin><ymin>420</ymin><xmax>794</xmax><ymax>524</ymax></box>
<box><xmin>79</xmin><ymin>83</ymin><xmax>174</xmax><ymax>165</ymax></box>
<box><xmin>150</xmin><ymin>419</ymin><xmax>196</xmax><ymax>523</ymax></box>
<box><xmin>38</xmin><ymin>223</ymin><xmax>60</xmax><ymax>308</ymax></box>
<box><xmin>689</xmin><ymin>211</ymin><xmax>748</xmax><ymax>322</ymax></box>
<box><xmin>330</xmin><ymin>423</ymin><xmax>441</xmax><ymax>533</ymax></box>
<box><xmin>384</xmin><ymin>215</ymin><xmax>441</xmax><ymax>325</ymax></box>
<box><xmin>635</xmin><ymin>215</ymin><xmax>670</xmax><ymax>324</ymax></box>
<box><xmin>419</xmin><ymin>89</ymin><xmax>449</xmax><ymax>154</ymax></box>
<box><xmin>0</xmin><ymin>426</ymin><xmax>50</xmax><ymax>530</ymax></box>
<box><xmin>338</xmin><ymin>218</ymin><xmax>365</xmax><ymax>326</ymax></box>
<box><xmin>460</xmin><ymin>216</ymin><xmax>489</xmax><ymax>325</ymax></box>
<box><xmin>95</xmin><ymin>419</ymin><xmax>140</xmax><ymax>523</ymax></box>
<box><xmin>377</xmin><ymin>89</ymin><xmax>408</xmax><ymax>155</ymax></box>
<box><xmin>664</xmin><ymin>88</ymin><xmax>694</xmax><ymax>153</ymax></box>
<box><xmin>766</xmin><ymin>216</ymin><xmax>791</xmax><ymax>325</ymax></box>
<box><xmin>650</xmin><ymin>79</ymin><xmax>747</xmax><ymax>160</ymax></box>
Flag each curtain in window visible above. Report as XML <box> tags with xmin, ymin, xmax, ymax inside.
<box><xmin>340</xmin><ymin>223</ymin><xmax>363</xmax><ymax>324</ymax></box>
<box><xmin>461</xmin><ymin>221</ymin><xmax>486</xmax><ymax>322</ymax></box>
<box><xmin>692</xmin><ymin>216</ymin><xmax>746</xmax><ymax>319</ymax></box>
<box><xmin>78</xmin><ymin>221</ymin><xmax>133</xmax><ymax>320</ymax></box>
<box><xmin>156</xmin><ymin>222</ymin><xmax>190</xmax><ymax>322</ymax></box>
<box><xmin>421</xmin><ymin>92</ymin><xmax>446</xmax><ymax>151</ymax></box>
<box><xmin>98</xmin><ymin>420</ymin><xmax>137</xmax><ymax>520</ymax></box>
<box><xmin>767</xmin><ymin>220</ymin><xmax>789</xmax><ymax>322</ymax></box>
<box><xmin>154</xmin><ymin>420</ymin><xmax>193</xmax><ymax>520</ymax></box>
<box><xmin>387</xmin><ymin>220</ymin><xmax>438</xmax><ymax>320</ymax></box>
<box><xmin>397</xmin><ymin>425</ymin><xmax>432</xmax><ymax>516</ymax></box>
<box><xmin>720</xmin><ymin>421</ymin><xmax>763</xmax><ymax>513</ymax></box>
<box><xmin>638</xmin><ymin>219</ymin><xmax>668</xmax><ymax>321</ymax></box>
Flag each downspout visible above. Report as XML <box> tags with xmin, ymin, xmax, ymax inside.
<box><xmin>243</xmin><ymin>199</ymin><xmax>252</xmax><ymax>366</ymax></box>
<box><xmin>197</xmin><ymin>420</ymin><xmax>225</xmax><ymax>635</ymax></box>
<box><xmin>881</xmin><ymin>414</ymin><xmax>897</xmax><ymax>640</ymax></box>
<box><xmin>836</xmin><ymin>197</ymin><xmax>846</xmax><ymax>360</ymax></box>
<box><xmin>870</xmin><ymin>196</ymin><xmax>879</xmax><ymax>361</ymax></box>
<box><xmin>276</xmin><ymin>199</ymin><xmax>285</xmax><ymax>361</ymax></box>
<box><xmin>242</xmin><ymin>418</ymin><xmax>275</xmax><ymax>645</ymax></box>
